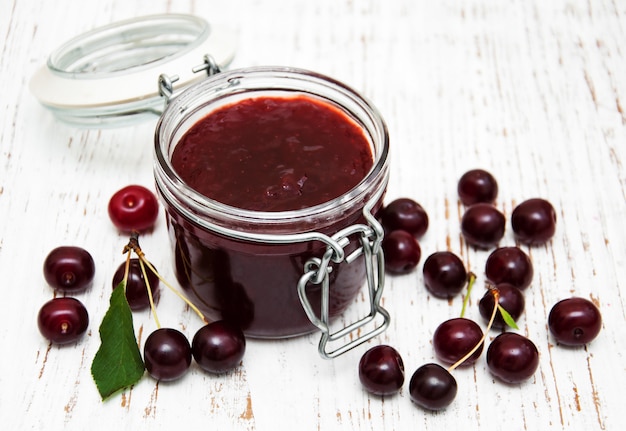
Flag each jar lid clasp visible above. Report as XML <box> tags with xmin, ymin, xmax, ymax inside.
<box><xmin>159</xmin><ymin>54</ymin><xmax>222</xmax><ymax>105</ymax></box>
<box><xmin>297</xmin><ymin>194</ymin><xmax>391</xmax><ymax>359</ymax></box>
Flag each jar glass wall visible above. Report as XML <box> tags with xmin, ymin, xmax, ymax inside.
<box><xmin>154</xmin><ymin>67</ymin><xmax>389</xmax><ymax>338</ymax></box>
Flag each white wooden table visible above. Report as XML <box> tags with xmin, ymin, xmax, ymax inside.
<box><xmin>2</xmin><ymin>0</ymin><xmax>625</xmax><ymax>429</ymax></box>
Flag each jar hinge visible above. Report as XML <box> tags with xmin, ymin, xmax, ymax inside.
<box><xmin>297</xmin><ymin>207</ymin><xmax>390</xmax><ymax>359</ymax></box>
<box><xmin>158</xmin><ymin>54</ymin><xmax>222</xmax><ymax>104</ymax></box>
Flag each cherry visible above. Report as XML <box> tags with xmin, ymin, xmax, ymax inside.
<box><xmin>144</xmin><ymin>328</ymin><xmax>192</xmax><ymax>381</ymax></box>
<box><xmin>433</xmin><ymin>318</ymin><xmax>484</xmax><ymax>366</ymax></box>
<box><xmin>382</xmin><ymin>230</ymin><xmax>421</xmax><ymax>274</ymax></box>
<box><xmin>108</xmin><ymin>185</ymin><xmax>159</xmax><ymax>232</ymax></box>
<box><xmin>422</xmin><ymin>251</ymin><xmax>467</xmax><ymax>298</ymax></box>
<box><xmin>37</xmin><ymin>297</ymin><xmax>89</xmax><ymax>344</ymax></box>
<box><xmin>485</xmin><ymin>247</ymin><xmax>533</xmax><ymax>290</ymax></box>
<box><xmin>43</xmin><ymin>246</ymin><xmax>95</xmax><ymax>293</ymax></box>
<box><xmin>460</xmin><ymin>203</ymin><xmax>505</xmax><ymax>249</ymax></box>
<box><xmin>112</xmin><ymin>258</ymin><xmax>160</xmax><ymax>311</ymax></box>
<box><xmin>192</xmin><ymin>321</ymin><xmax>246</xmax><ymax>374</ymax></box>
<box><xmin>358</xmin><ymin>345</ymin><xmax>405</xmax><ymax>396</ymax></box>
<box><xmin>511</xmin><ymin>198</ymin><xmax>556</xmax><ymax>245</ymax></box>
<box><xmin>457</xmin><ymin>169</ymin><xmax>498</xmax><ymax>206</ymax></box>
<box><xmin>379</xmin><ymin>198</ymin><xmax>429</xmax><ymax>238</ymax></box>
<box><xmin>548</xmin><ymin>297</ymin><xmax>602</xmax><ymax>346</ymax></box>
<box><xmin>409</xmin><ymin>363</ymin><xmax>457</xmax><ymax>410</ymax></box>
<box><xmin>478</xmin><ymin>284</ymin><xmax>525</xmax><ymax>329</ymax></box>
<box><xmin>486</xmin><ymin>332</ymin><xmax>539</xmax><ymax>383</ymax></box>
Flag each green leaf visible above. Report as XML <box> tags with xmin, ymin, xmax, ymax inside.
<box><xmin>91</xmin><ymin>283</ymin><xmax>145</xmax><ymax>400</ymax></box>
<box><xmin>497</xmin><ymin>304</ymin><xmax>519</xmax><ymax>330</ymax></box>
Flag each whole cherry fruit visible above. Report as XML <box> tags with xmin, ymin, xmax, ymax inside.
<box><xmin>422</xmin><ymin>251</ymin><xmax>467</xmax><ymax>298</ymax></box>
<box><xmin>478</xmin><ymin>283</ymin><xmax>525</xmax><ymax>329</ymax></box>
<box><xmin>108</xmin><ymin>185</ymin><xmax>159</xmax><ymax>232</ymax></box>
<box><xmin>37</xmin><ymin>297</ymin><xmax>89</xmax><ymax>344</ymax></box>
<box><xmin>511</xmin><ymin>198</ymin><xmax>556</xmax><ymax>245</ymax></box>
<box><xmin>460</xmin><ymin>203</ymin><xmax>505</xmax><ymax>249</ymax></box>
<box><xmin>112</xmin><ymin>258</ymin><xmax>160</xmax><ymax>311</ymax></box>
<box><xmin>486</xmin><ymin>332</ymin><xmax>539</xmax><ymax>383</ymax></box>
<box><xmin>485</xmin><ymin>246</ymin><xmax>533</xmax><ymax>290</ymax></box>
<box><xmin>192</xmin><ymin>321</ymin><xmax>246</xmax><ymax>374</ymax></box>
<box><xmin>409</xmin><ymin>363</ymin><xmax>457</xmax><ymax>410</ymax></box>
<box><xmin>432</xmin><ymin>317</ymin><xmax>484</xmax><ymax>366</ymax></box>
<box><xmin>457</xmin><ymin>169</ymin><xmax>498</xmax><ymax>206</ymax></box>
<box><xmin>358</xmin><ymin>345</ymin><xmax>405</xmax><ymax>396</ymax></box>
<box><xmin>144</xmin><ymin>328</ymin><xmax>192</xmax><ymax>381</ymax></box>
<box><xmin>548</xmin><ymin>297</ymin><xmax>602</xmax><ymax>346</ymax></box>
<box><xmin>379</xmin><ymin>198</ymin><xmax>429</xmax><ymax>239</ymax></box>
<box><xmin>43</xmin><ymin>246</ymin><xmax>95</xmax><ymax>293</ymax></box>
<box><xmin>382</xmin><ymin>230</ymin><xmax>421</xmax><ymax>274</ymax></box>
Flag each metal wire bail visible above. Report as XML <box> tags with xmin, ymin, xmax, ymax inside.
<box><xmin>297</xmin><ymin>207</ymin><xmax>390</xmax><ymax>359</ymax></box>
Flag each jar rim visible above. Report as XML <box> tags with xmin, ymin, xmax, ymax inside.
<box><xmin>154</xmin><ymin>66</ymin><xmax>390</xmax><ymax>232</ymax></box>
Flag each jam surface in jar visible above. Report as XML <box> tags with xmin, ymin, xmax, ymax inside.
<box><xmin>171</xmin><ymin>95</ymin><xmax>374</xmax><ymax>211</ymax></box>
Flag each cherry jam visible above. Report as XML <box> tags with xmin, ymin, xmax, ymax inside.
<box><xmin>171</xmin><ymin>95</ymin><xmax>374</xmax><ymax>212</ymax></box>
<box><xmin>154</xmin><ymin>67</ymin><xmax>389</xmax><ymax>338</ymax></box>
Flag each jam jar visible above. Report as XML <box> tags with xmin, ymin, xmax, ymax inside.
<box><xmin>29</xmin><ymin>14</ymin><xmax>391</xmax><ymax>358</ymax></box>
<box><xmin>154</xmin><ymin>67</ymin><xmax>390</xmax><ymax>357</ymax></box>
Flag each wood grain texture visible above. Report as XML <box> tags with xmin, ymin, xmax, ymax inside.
<box><xmin>1</xmin><ymin>0</ymin><xmax>625</xmax><ymax>430</ymax></box>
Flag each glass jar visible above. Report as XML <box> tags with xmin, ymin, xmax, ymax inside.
<box><xmin>154</xmin><ymin>67</ymin><xmax>390</xmax><ymax>357</ymax></box>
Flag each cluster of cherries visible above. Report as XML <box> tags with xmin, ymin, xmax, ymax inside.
<box><xmin>37</xmin><ymin>185</ymin><xmax>246</xmax><ymax>383</ymax></box>
<box><xmin>36</xmin><ymin>174</ymin><xmax>603</xmax><ymax>406</ymax></box>
<box><xmin>359</xmin><ymin>169</ymin><xmax>603</xmax><ymax>410</ymax></box>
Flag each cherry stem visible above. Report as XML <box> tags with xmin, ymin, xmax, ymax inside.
<box><xmin>448</xmin><ymin>286</ymin><xmax>500</xmax><ymax>372</ymax></box>
<box><xmin>138</xmin><ymin>257</ymin><xmax>161</xmax><ymax>328</ymax></box>
<box><xmin>122</xmin><ymin>247</ymin><xmax>131</xmax><ymax>288</ymax></box>
<box><xmin>459</xmin><ymin>272</ymin><xmax>477</xmax><ymax>318</ymax></box>
<box><xmin>124</xmin><ymin>231</ymin><xmax>208</xmax><ymax>324</ymax></box>
<box><xmin>138</xmin><ymin>256</ymin><xmax>208</xmax><ymax>323</ymax></box>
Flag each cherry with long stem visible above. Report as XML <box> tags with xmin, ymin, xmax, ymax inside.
<box><xmin>122</xmin><ymin>231</ymin><xmax>208</xmax><ymax>326</ymax></box>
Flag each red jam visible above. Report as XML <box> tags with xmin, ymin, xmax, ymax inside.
<box><xmin>165</xmin><ymin>95</ymin><xmax>378</xmax><ymax>338</ymax></box>
<box><xmin>171</xmin><ymin>95</ymin><xmax>373</xmax><ymax>211</ymax></box>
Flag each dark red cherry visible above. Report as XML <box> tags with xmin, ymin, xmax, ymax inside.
<box><xmin>37</xmin><ymin>297</ymin><xmax>89</xmax><ymax>344</ymax></box>
<box><xmin>548</xmin><ymin>297</ymin><xmax>602</xmax><ymax>346</ymax></box>
<box><xmin>192</xmin><ymin>321</ymin><xmax>246</xmax><ymax>374</ymax></box>
<box><xmin>511</xmin><ymin>198</ymin><xmax>556</xmax><ymax>245</ymax></box>
<box><xmin>409</xmin><ymin>363</ymin><xmax>457</xmax><ymax>410</ymax></box>
<box><xmin>460</xmin><ymin>203</ymin><xmax>505</xmax><ymax>249</ymax></box>
<box><xmin>358</xmin><ymin>345</ymin><xmax>405</xmax><ymax>396</ymax></box>
<box><xmin>478</xmin><ymin>284</ymin><xmax>525</xmax><ymax>329</ymax></box>
<box><xmin>379</xmin><ymin>198</ymin><xmax>429</xmax><ymax>238</ymax></box>
<box><xmin>485</xmin><ymin>247</ymin><xmax>533</xmax><ymax>290</ymax></box>
<box><xmin>432</xmin><ymin>318</ymin><xmax>484</xmax><ymax>366</ymax></box>
<box><xmin>112</xmin><ymin>258</ymin><xmax>160</xmax><ymax>311</ymax></box>
<box><xmin>144</xmin><ymin>328</ymin><xmax>192</xmax><ymax>381</ymax></box>
<box><xmin>458</xmin><ymin>169</ymin><xmax>498</xmax><ymax>206</ymax></box>
<box><xmin>486</xmin><ymin>332</ymin><xmax>539</xmax><ymax>383</ymax></box>
<box><xmin>43</xmin><ymin>246</ymin><xmax>95</xmax><ymax>293</ymax></box>
<box><xmin>422</xmin><ymin>251</ymin><xmax>467</xmax><ymax>298</ymax></box>
<box><xmin>382</xmin><ymin>230</ymin><xmax>421</xmax><ymax>274</ymax></box>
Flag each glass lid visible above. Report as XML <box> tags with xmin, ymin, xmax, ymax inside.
<box><xmin>29</xmin><ymin>14</ymin><xmax>237</xmax><ymax>126</ymax></box>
